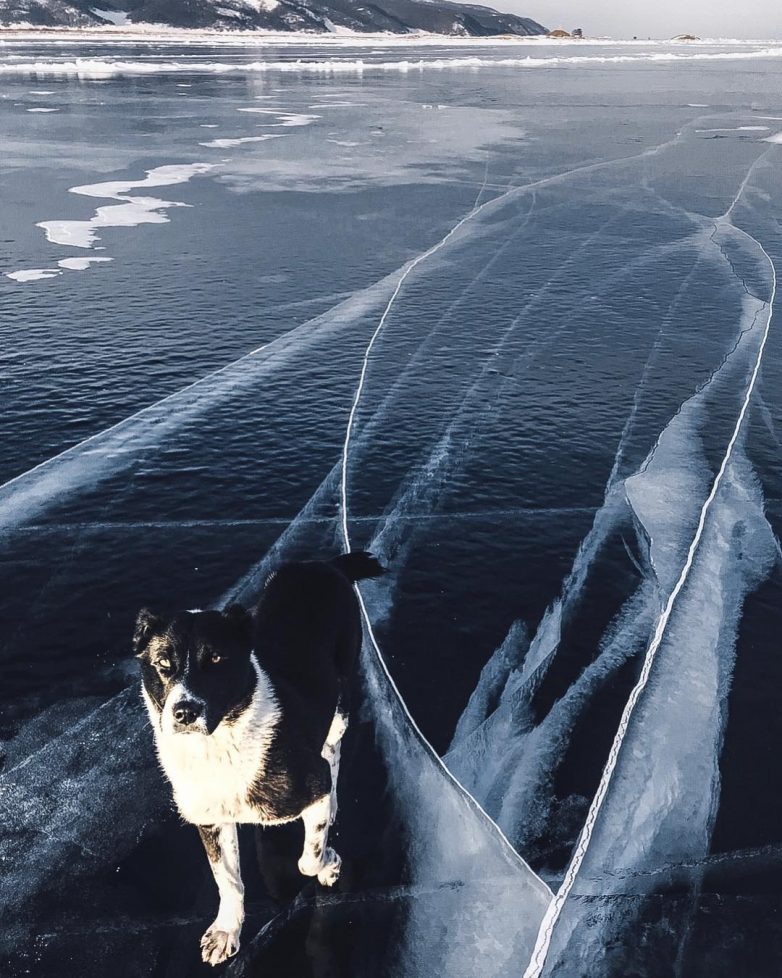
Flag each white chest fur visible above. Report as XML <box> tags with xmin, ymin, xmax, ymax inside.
<box><xmin>144</xmin><ymin>656</ymin><xmax>281</xmax><ymax>826</ymax></box>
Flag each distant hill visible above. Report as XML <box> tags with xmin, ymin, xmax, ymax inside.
<box><xmin>0</xmin><ymin>0</ymin><xmax>548</xmax><ymax>36</ymax></box>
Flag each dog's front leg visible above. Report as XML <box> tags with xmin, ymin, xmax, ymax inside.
<box><xmin>298</xmin><ymin>794</ymin><xmax>341</xmax><ymax>887</ymax></box>
<box><xmin>197</xmin><ymin>824</ymin><xmax>244</xmax><ymax>967</ymax></box>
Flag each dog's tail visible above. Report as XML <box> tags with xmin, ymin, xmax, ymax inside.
<box><xmin>331</xmin><ymin>551</ymin><xmax>385</xmax><ymax>583</ymax></box>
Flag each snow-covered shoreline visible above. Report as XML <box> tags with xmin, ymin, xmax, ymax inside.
<box><xmin>0</xmin><ymin>27</ymin><xmax>780</xmax><ymax>46</ymax></box>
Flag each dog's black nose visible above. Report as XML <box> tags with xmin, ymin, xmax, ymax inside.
<box><xmin>174</xmin><ymin>701</ymin><xmax>201</xmax><ymax>726</ymax></box>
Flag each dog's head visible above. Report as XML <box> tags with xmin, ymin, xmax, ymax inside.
<box><xmin>134</xmin><ymin>605</ymin><xmax>255</xmax><ymax>735</ymax></box>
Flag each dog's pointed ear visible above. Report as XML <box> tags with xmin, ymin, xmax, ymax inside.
<box><xmin>223</xmin><ymin>604</ymin><xmax>252</xmax><ymax>643</ymax></box>
<box><xmin>134</xmin><ymin>608</ymin><xmax>163</xmax><ymax>657</ymax></box>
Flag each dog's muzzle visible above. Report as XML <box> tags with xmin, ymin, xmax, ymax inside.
<box><xmin>171</xmin><ymin>697</ymin><xmax>207</xmax><ymax>734</ymax></box>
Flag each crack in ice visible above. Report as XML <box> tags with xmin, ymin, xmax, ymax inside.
<box><xmin>521</xmin><ymin>154</ymin><xmax>778</xmax><ymax>978</ymax></box>
<box><xmin>336</xmin><ymin>175</ymin><xmax>551</xmax><ymax>883</ymax></box>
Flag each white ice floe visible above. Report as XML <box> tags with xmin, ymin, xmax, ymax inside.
<box><xmin>764</xmin><ymin>130</ymin><xmax>782</xmax><ymax>143</ymax></box>
<box><xmin>28</xmin><ymin>89</ymin><xmax>55</xmax><ymax>95</ymax></box>
<box><xmin>26</xmin><ymin>107</ymin><xmax>59</xmax><ymax>112</ymax></box>
<box><xmin>5</xmin><ymin>268</ymin><xmax>61</xmax><ymax>282</ymax></box>
<box><xmin>37</xmin><ymin>162</ymin><xmax>214</xmax><ymax>249</ymax></box>
<box><xmin>199</xmin><ymin>133</ymin><xmax>285</xmax><ymax>148</ymax></box>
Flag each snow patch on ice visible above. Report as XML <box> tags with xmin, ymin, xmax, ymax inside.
<box><xmin>91</xmin><ymin>8</ymin><xmax>130</xmax><ymax>24</ymax></box>
<box><xmin>36</xmin><ymin>162</ymin><xmax>214</xmax><ymax>249</ymax></box>
<box><xmin>237</xmin><ymin>107</ymin><xmax>320</xmax><ymax>126</ymax></box>
<box><xmin>697</xmin><ymin>125</ymin><xmax>770</xmax><ymax>132</ymax></box>
<box><xmin>5</xmin><ymin>268</ymin><xmax>61</xmax><ymax>282</ymax></box>
<box><xmin>199</xmin><ymin>133</ymin><xmax>285</xmax><ymax>148</ymax></box>
<box><xmin>242</xmin><ymin>0</ymin><xmax>280</xmax><ymax>10</ymax></box>
<box><xmin>2</xmin><ymin>48</ymin><xmax>782</xmax><ymax>78</ymax></box>
<box><xmin>58</xmin><ymin>256</ymin><xmax>113</xmax><ymax>271</ymax></box>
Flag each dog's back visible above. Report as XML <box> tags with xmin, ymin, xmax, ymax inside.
<box><xmin>253</xmin><ymin>552</ymin><xmax>383</xmax><ymax>746</ymax></box>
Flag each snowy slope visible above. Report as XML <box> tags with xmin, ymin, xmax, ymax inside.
<box><xmin>0</xmin><ymin>0</ymin><xmax>547</xmax><ymax>35</ymax></box>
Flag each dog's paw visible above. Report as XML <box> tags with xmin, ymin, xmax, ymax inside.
<box><xmin>200</xmin><ymin>923</ymin><xmax>240</xmax><ymax>967</ymax></box>
<box><xmin>317</xmin><ymin>849</ymin><xmax>341</xmax><ymax>887</ymax></box>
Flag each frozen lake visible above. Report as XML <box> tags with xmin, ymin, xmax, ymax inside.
<box><xmin>2</xmin><ymin>33</ymin><xmax>782</xmax><ymax>978</ymax></box>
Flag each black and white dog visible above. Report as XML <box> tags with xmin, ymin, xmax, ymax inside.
<box><xmin>135</xmin><ymin>552</ymin><xmax>383</xmax><ymax>966</ymax></box>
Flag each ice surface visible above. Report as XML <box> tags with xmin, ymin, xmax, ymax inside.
<box><xmin>330</xmin><ymin>187</ymin><xmax>556</xmax><ymax>974</ymax></box>
<box><xmin>0</xmin><ymin>267</ymin><xmax>404</xmax><ymax>531</ymax></box>
<box><xmin>352</xmin><ymin>622</ymin><xmax>553</xmax><ymax>977</ymax></box>
<box><xmin>4</xmin><ymin>57</ymin><xmax>781</xmax><ymax>977</ymax></box>
<box><xmin>520</xmin><ymin>209</ymin><xmax>778</xmax><ymax>976</ymax></box>
<box><xmin>764</xmin><ymin>131</ymin><xmax>782</xmax><ymax>144</ymax></box>
<box><xmin>26</xmin><ymin>107</ymin><xmax>59</xmax><ymax>112</ymax></box>
<box><xmin>0</xmin><ymin>689</ymin><xmax>167</xmax><ymax>957</ymax></box>
<box><xmin>223</xmin><ymin>180</ymin><xmax>571</xmax><ymax>971</ymax></box>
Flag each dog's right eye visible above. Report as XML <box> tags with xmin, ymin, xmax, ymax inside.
<box><xmin>156</xmin><ymin>657</ymin><xmax>173</xmax><ymax>673</ymax></box>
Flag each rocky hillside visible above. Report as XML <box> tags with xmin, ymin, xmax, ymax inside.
<box><xmin>0</xmin><ymin>0</ymin><xmax>547</xmax><ymax>34</ymax></box>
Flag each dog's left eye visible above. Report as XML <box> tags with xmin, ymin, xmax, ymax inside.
<box><xmin>210</xmin><ymin>653</ymin><xmax>223</xmax><ymax>664</ymax></box>
<box><xmin>157</xmin><ymin>657</ymin><xmax>172</xmax><ymax>673</ymax></box>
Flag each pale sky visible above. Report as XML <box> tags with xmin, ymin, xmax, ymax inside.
<box><xmin>497</xmin><ymin>1</ymin><xmax>782</xmax><ymax>39</ymax></box>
